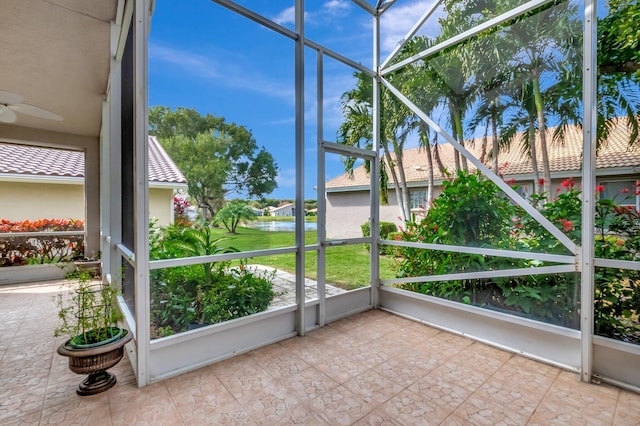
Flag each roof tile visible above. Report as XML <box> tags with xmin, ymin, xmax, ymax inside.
<box><xmin>0</xmin><ymin>136</ymin><xmax>186</xmax><ymax>184</ymax></box>
<box><xmin>326</xmin><ymin>120</ymin><xmax>640</xmax><ymax>189</ymax></box>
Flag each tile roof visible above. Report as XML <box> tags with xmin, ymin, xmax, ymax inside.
<box><xmin>326</xmin><ymin>120</ymin><xmax>640</xmax><ymax>190</ymax></box>
<box><xmin>0</xmin><ymin>136</ymin><xmax>187</xmax><ymax>185</ymax></box>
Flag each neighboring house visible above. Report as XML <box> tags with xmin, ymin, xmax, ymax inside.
<box><xmin>248</xmin><ymin>206</ymin><xmax>265</xmax><ymax>217</ymax></box>
<box><xmin>326</xmin><ymin>122</ymin><xmax>640</xmax><ymax>238</ymax></box>
<box><xmin>268</xmin><ymin>203</ymin><xmax>295</xmax><ymax>217</ymax></box>
<box><xmin>0</xmin><ymin>136</ymin><xmax>187</xmax><ymax>226</ymax></box>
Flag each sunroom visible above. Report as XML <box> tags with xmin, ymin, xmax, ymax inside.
<box><xmin>1</xmin><ymin>0</ymin><xmax>639</xmax><ymax>422</ymax></box>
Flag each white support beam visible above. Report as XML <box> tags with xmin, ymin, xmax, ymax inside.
<box><xmin>294</xmin><ymin>0</ymin><xmax>306</xmax><ymax>337</ymax></box>
<box><xmin>134</xmin><ymin>0</ymin><xmax>151</xmax><ymax>387</ymax></box>
<box><xmin>317</xmin><ymin>50</ymin><xmax>327</xmax><ymax>327</ymax></box>
<box><xmin>370</xmin><ymin>9</ymin><xmax>381</xmax><ymax>309</ymax></box>
<box><xmin>580</xmin><ymin>0</ymin><xmax>597</xmax><ymax>384</ymax></box>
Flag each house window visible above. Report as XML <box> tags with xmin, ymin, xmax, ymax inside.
<box><xmin>599</xmin><ymin>180</ymin><xmax>639</xmax><ymax>210</ymax></box>
<box><xmin>410</xmin><ymin>189</ymin><xmax>427</xmax><ymax>210</ymax></box>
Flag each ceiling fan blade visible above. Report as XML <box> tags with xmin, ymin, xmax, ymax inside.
<box><xmin>10</xmin><ymin>103</ymin><xmax>63</xmax><ymax>121</ymax></box>
<box><xmin>0</xmin><ymin>105</ymin><xmax>17</xmax><ymax>123</ymax></box>
<box><xmin>0</xmin><ymin>90</ymin><xmax>24</xmax><ymax>105</ymax></box>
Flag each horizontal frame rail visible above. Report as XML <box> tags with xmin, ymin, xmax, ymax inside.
<box><xmin>323</xmin><ymin>140</ymin><xmax>377</xmax><ymax>159</ymax></box>
<box><xmin>594</xmin><ymin>258</ymin><xmax>640</xmax><ymax>271</ymax></box>
<box><xmin>149</xmin><ymin>246</ymin><xmax>297</xmax><ymax>270</ymax></box>
<box><xmin>382</xmin><ymin>264</ymin><xmax>576</xmax><ymax>286</ymax></box>
<box><xmin>381</xmin><ymin>240</ymin><xmax>577</xmax><ymax>264</ymax></box>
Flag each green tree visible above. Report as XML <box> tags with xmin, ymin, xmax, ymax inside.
<box><xmin>149</xmin><ymin>107</ymin><xmax>278</xmax><ymax>219</ymax></box>
<box><xmin>215</xmin><ymin>201</ymin><xmax>257</xmax><ymax>234</ymax></box>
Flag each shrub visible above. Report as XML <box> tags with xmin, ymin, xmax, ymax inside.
<box><xmin>395</xmin><ymin>172</ymin><xmax>640</xmax><ymax>340</ymax></box>
<box><xmin>0</xmin><ymin>218</ymin><xmax>85</xmax><ymax>266</ymax></box>
<box><xmin>149</xmin><ymin>222</ymin><xmax>275</xmax><ymax>338</ymax></box>
<box><xmin>361</xmin><ymin>221</ymin><xmax>398</xmax><ymax>255</ymax></box>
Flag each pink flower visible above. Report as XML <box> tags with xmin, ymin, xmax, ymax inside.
<box><xmin>596</xmin><ymin>185</ymin><xmax>605</xmax><ymax>193</ymax></box>
<box><xmin>562</xmin><ymin>220</ymin><xmax>573</xmax><ymax>232</ymax></box>
<box><xmin>621</xmin><ymin>188</ymin><xmax>630</xmax><ymax>194</ymax></box>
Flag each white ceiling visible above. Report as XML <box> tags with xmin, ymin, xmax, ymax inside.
<box><xmin>0</xmin><ymin>0</ymin><xmax>118</xmax><ymax>137</ymax></box>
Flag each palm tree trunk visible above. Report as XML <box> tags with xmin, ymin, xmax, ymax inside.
<box><xmin>420</xmin><ymin>123</ymin><xmax>435</xmax><ymax>208</ymax></box>
<box><xmin>491</xmin><ymin>114</ymin><xmax>499</xmax><ymax>174</ymax></box>
<box><xmin>528</xmin><ymin>117</ymin><xmax>541</xmax><ymax>195</ymax></box>
<box><xmin>433</xmin><ymin>134</ymin><xmax>446</xmax><ymax>174</ymax></box>
<box><xmin>383</xmin><ymin>149</ymin><xmax>408</xmax><ymax>221</ymax></box>
<box><xmin>532</xmin><ymin>77</ymin><xmax>552</xmax><ymax>196</ymax></box>
<box><xmin>479</xmin><ymin>121</ymin><xmax>488</xmax><ymax>165</ymax></box>
<box><xmin>453</xmin><ymin>109</ymin><xmax>468</xmax><ymax>171</ymax></box>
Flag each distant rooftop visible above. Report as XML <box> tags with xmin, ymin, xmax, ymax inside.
<box><xmin>0</xmin><ymin>136</ymin><xmax>187</xmax><ymax>185</ymax></box>
<box><xmin>326</xmin><ymin>119</ymin><xmax>640</xmax><ymax>190</ymax></box>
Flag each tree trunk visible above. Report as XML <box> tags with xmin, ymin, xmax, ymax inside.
<box><xmin>393</xmin><ymin>139</ymin><xmax>411</xmax><ymax>221</ymax></box>
<box><xmin>420</xmin><ymin>123</ymin><xmax>435</xmax><ymax>208</ymax></box>
<box><xmin>433</xmin><ymin>134</ymin><xmax>446</xmax><ymax>175</ymax></box>
<box><xmin>453</xmin><ymin>109</ymin><xmax>468</xmax><ymax>171</ymax></box>
<box><xmin>528</xmin><ymin>117</ymin><xmax>541</xmax><ymax>196</ymax></box>
<box><xmin>383</xmin><ymin>149</ymin><xmax>408</xmax><ymax>222</ymax></box>
<box><xmin>532</xmin><ymin>77</ymin><xmax>552</xmax><ymax>197</ymax></box>
<box><xmin>491</xmin><ymin>114</ymin><xmax>499</xmax><ymax>175</ymax></box>
<box><xmin>479</xmin><ymin>121</ymin><xmax>488</xmax><ymax>165</ymax></box>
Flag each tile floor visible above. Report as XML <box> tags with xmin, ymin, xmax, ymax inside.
<box><xmin>1</xmin><ymin>279</ymin><xmax>640</xmax><ymax>425</ymax></box>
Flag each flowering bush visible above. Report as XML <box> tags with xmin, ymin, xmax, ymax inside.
<box><xmin>0</xmin><ymin>219</ymin><xmax>84</xmax><ymax>266</ymax></box>
<box><xmin>396</xmin><ymin>172</ymin><xmax>640</xmax><ymax>342</ymax></box>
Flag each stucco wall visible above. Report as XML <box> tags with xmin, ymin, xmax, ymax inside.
<box><xmin>0</xmin><ymin>181</ymin><xmax>174</xmax><ymax>225</ymax></box>
<box><xmin>326</xmin><ymin>190</ymin><xmax>402</xmax><ymax>239</ymax></box>
<box><xmin>149</xmin><ymin>187</ymin><xmax>174</xmax><ymax>226</ymax></box>
<box><xmin>0</xmin><ymin>181</ymin><xmax>84</xmax><ymax>220</ymax></box>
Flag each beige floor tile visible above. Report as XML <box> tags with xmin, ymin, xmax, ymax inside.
<box><xmin>351</xmin><ymin>409</ymin><xmax>402</xmax><ymax>426</ymax></box>
<box><xmin>614</xmin><ymin>390</ymin><xmax>640</xmax><ymax>425</ymax></box>
<box><xmin>407</xmin><ymin>376</ymin><xmax>472</xmax><ymax>413</ymax></box>
<box><xmin>166</xmin><ymin>371</ymin><xmax>254</xmax><ymax>425</ymax></box>
<box><xmin>108</xmin><ymin>382</ymin><xmax>184</xmax><ymax>426</ymax></box>
<box><xmin>374</xmin><ymin>355</ymin><xmax>430</xmax><ymax>387</ymax></box>
<box><xmin>311</xmin><ymin>385</ymin><xmax>377</xmax><ymax>425</ymax></box>
<box><xmin>376</xmin><ymin>388</ymin><xmax>454</xmax><ymax>425</ymax></box>
<box><xmin>343</xmin><ymin>370</ymin><xmax>404</xmax><ymax>408</ymax></box>
<box><xmin>452</xmin><ymin>394</ymin><xmax>527</xmax><ymax>425</ymax></box>
<box><xmin>425</xmin><ymin>361</ymin><xmax>492</xmax><ymax>394</ymax></box>
<box><xmin>278</xmin><ymin>365</ymin><xmax>340</xmax><ymax>399</ymax></box>
<box><xmin>0</xmin><ymin>389</ymin><xmax>45</xmax><ymax>425</ymax></box>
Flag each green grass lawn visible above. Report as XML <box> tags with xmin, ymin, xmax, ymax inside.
<box><xmin>209</xmin><ymin>225</ymin><xmax>396</xmax><ymax>290</ymax></box>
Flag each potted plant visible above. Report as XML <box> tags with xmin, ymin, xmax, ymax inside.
<box><xmin>53</xmin><ymin>270</ymin><xmax>132</xmax><ymax>396</ymax></box>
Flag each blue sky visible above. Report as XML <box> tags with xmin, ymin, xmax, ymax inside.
<box><xmin>148</xmin><ymin>1</ymin><xmax>441</xmax><ymax>200</ymax></box>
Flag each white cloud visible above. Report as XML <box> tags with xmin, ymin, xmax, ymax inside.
<box><xmin>149</xmin><ymin>43</ymin><xmax>294</xmax><ymax>101</ymax></box>
<box><xmin>272</xmin><ymin>6</ymin><xmax>311</xmax><ymax>25</ymax></box>
<box><xmin>324</xmin><ymin>0</ymin><xmax>350</xmax><ymax>14</ymax></box>
<box><xmin>273</xmin><ymin>6</ymin><xmax>296</xmax><ymax>25</ymax></box>
<box><xmin>379</xmin><ymin>0</ymin><xmax>444</xmax><ymax>54</ymax></box>
<box><xmin>149</xmin><ymin>45</ymin><xmax>220</xmax><ymax>79</ymax></box>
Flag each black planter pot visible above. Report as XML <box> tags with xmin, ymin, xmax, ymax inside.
<box><xmin>57</xmin><ymin>328</ymin><xmax>132</xmax><ymax>396</ymax></box>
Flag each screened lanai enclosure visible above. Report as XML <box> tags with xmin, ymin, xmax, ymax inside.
<box><xmin>98</xmin><ymin>0</ymin><xmax>640</xmax><ymax>392</ymax></box>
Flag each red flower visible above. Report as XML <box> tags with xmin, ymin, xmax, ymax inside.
<box><xmin>561</xmin><ymin>178</ymin><xmax>574</xmax><ymax>189</ymax></box>
<box><xmin>621</xmin><ymin>188</ymin><xmax>630</xmax><ymax>194</ymax></box>
<box><xmin>505</xmin><ymin>178</ymin><xmax>516</xmax><ymax>185</ymax></box>
<box><xmin>596</xmin><ymin>185</ymin><xmax>605</xmax><ymax>193</ymax></box>
<box><xmin>556</xmin><ymin>187</ymin><xmax>561</xmax><ymax>193</ymax></box>
<box><xmin>538</xmin><ymin>179</ymin><xmax>545</xmax><ymax>185</ymax></box>
<box><xmin>562</xmin><ymin>220</ymin><xmax>573</xmax><ymax>232</ymax></box>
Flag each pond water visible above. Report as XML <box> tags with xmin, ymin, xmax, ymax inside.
<box><xmin>247</xmin><ymin>221</ymin><xmax>317</xmax><ymax>232</ymax></box>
